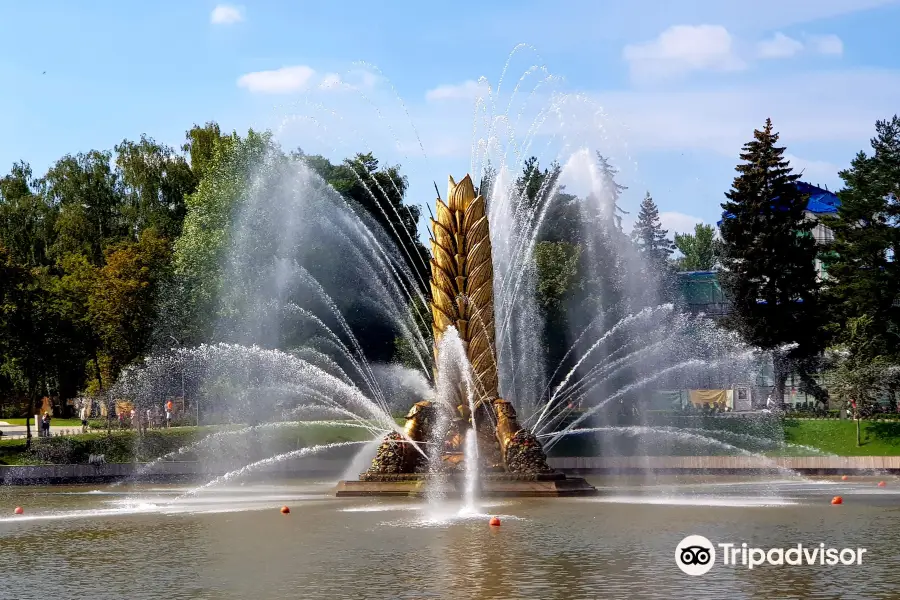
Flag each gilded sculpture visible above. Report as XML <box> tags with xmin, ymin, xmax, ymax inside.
<box><xmin>366</xmin><ymin>175</ymin><xmax>551</xmax><ymax>475</ymax></box>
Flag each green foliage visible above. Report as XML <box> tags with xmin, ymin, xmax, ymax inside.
<box><xmin>719</xmin><ymin>118</ymin><xmax>824</xmax><ymax>397</ymax></box>
<box><xmin>534</xmin><ymin>242</ymin><xmax>581</xmax><ymax>311</ymax></box>
<box><xmin>45</xmin><ymin>150</ymin><xmax>124</xmax><ymax>265</ymax></box>
<box><xmin>0</xmin><ymin>162</ymin><xmax>55</xmax><ymax>267</ymax></box>
<box><xmin>820</xmin><ymin>115</ymin><xmax>900</xmax><ymax>361</ymax></box>
<box><xmin>631</xmin><ymin>192</ymin><xmax>676</xmax><ymax>306</ymax></box>
<box><xmin>632</xmin><ymin>192</ymin><xmax>674</xmax><ymax>262</ymax></box>
<box><xmin>0</xmin><ymin>423</ymin><xmax>374</xmax><ymax>465</ymax></box>
<box><xmin>391</xmin><ymin>293</ymin><xmax>434</xmax><ymax>372</ymax></box>
<box><xmin>171</xmin><ymin>129</ymin><xmax>273</xmax><ymax>343</ymax></box>
<box><xmin>303</xmin><ymin>150</ymin><xmax>429</xmax><ymax>288</ymax></box>
<box><xmin>115</xmin><ymin>135</ymin><xmax>198</xmax><ymax>239</ymax></box>
<box><xmin>674</xmin><ymin>223</ymin><xmax>717</xmax><ymax>271</ymax></box>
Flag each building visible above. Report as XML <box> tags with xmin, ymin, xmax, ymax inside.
<box><xmin>675</xmin><ymin>182</ymin><xmax>840</xmax><ymax>407</ymax></box>
<box><xmin>680</xmin><ymin>181</ymin><xmax>841</xmax><ymax>317</ymax></box>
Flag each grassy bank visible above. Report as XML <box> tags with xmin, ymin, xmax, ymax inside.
<box><xmin>782</xmin><ymin>419</ymin><xmax>900</xmax><ymax>456</ymax></box>
<box><xmin>4</xmin><ymin>418</ymin><xmax>900</xmax><ymax>465</ymax></box>
<box><xmin>0</xmin><ymin>422</ymin><xmax>380</xmax><ymax>466</ymax></box>
<box><xmin>547</xmin><ymin>417</ymin><xmax>900</xmax><ymax>457</ymax></box>
<box><xmin>0</xmin><ymin>418</ymin><xmax>83</xmax><ymax>427</ymax></box>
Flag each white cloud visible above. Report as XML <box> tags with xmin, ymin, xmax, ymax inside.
<box><xmin>237</xmin><ymin>66</ymin><xmax>316</xmax><ymax>94</ymax></box>
<box><xmin>622</xmin><ymin>25</ymin><xmax>745</xmax><ymax>82</ymax></box>
<box><xmin>577</xmin><ymin>69</ymin><xmax>900</xmax><ymax>155</ymax></box>
<box><xmin>210</xmin><ymin>4</ymin><xmax>244</xmax><ymax>25</ymax></box>
<box><xmin>807</xmin><ymin>34</ymin><xmax>844</xmax><ymax>56</ymax></box>
<box><xmin>425</xmin><ymin>80</ymin><xmax>490</xmax><ymax>101</ymax></box>
<box><xmin>757</xmin><ymin>32</ymin><xmax>804</xmax><ymax>59</ymax></box>
<box><xmin>491</xmin><ymin>1</ymin><xmax>893</xmax><ymax>51</ymax></box>
<box><xmin>756</xmin><ymin>32</ymin><xmax>843</xmax><ymax>59</ymax></box>
<box><xmin>659</xmin><ymin>211</ymin><xmax>705</xmax><ymax>235</ymax></box>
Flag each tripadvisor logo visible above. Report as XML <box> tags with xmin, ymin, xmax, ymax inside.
<box><xmin>675</xmin><ymin>535</ymin><xmax>868</xmax><ymax>575</ymax></box>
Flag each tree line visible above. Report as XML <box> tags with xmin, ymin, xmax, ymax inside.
<box><xmin>0</xmin><ymin>122</ymin><xmax>430</xmax><ymax>437</ymax></box>
<box><xmin>718</xmin><ymin>115</ymin><xmax>900</xmax><ymax>412</ymax></box>
<box><xmin>3</xmin><ymin>113</ymin><xmax>896</xmax><ymax>433</ymax></box>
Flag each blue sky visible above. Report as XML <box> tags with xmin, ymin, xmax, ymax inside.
<box><xmin>1</xmin><ymin>0</ymin><xmax>899</xmax><ymax>236</ymax></box>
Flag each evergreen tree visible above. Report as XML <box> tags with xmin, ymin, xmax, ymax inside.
<box><xmin>631</xmin><ymin>192</ymin><xmax>676</xmax><ymax>307</ymax></box>
<box><xmin>592</xmin><ymin>153</ymin><xmax>629</xmax><ymax>230</ymax></box>
<box><xmin>719</xmin><ymin>118</ymin><xmax>822</xmax><ymax>402</ymax></box>
<box><xmin>820</xmin><ymin>115</ymin><xmax>900</xmax><ymax>360</ymax></box>
<box><xmin>632</xmin><ymin>192</ymin><xmax>675</xmax><ymax>262</ymax></box>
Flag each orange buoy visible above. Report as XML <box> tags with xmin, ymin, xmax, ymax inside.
<box><xmin>280</xmin><ymin>506</ymin><xmax>290</xmax><ymax>514</ymax></box>
<box><xmin>489</xmin><ymin>516</ymin><xmax>501</xmax><ymax>527</ymax></box>
<box><xmin>831</xmin><ymin>496</ymin><xmax>843</xmax><ymax>505</ymax></box>
<box><xmin>841</xmin><ymin>475</ymin><xmax>848</xmax><ymax>481</ymax></box>
<box><xmin>878</xmin><ymin>481</ymin><xmax>887</xmax><ymax>487</ymax></box>
<box><xmin>13</xmin><ymin>506</ymin><xmax>23</xmax><ymax>515</ymax></box>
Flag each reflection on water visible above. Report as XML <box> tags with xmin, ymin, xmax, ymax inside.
<box><xmin>1</xmin><ymin>476</ymin><xmax>898</xmax><ymax>599</ymax></box>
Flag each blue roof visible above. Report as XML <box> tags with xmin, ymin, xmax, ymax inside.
<box><xmin>718</xmin><ymin>182</ymin><xmax>840</xmax><ymax>226</ymax></box>
<box><xmin>795</xmin><ymin>181</ymin><xmax>840</xmax><ymax>215</ymax></box>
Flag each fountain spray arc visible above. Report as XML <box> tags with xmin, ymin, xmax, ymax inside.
<box><xmin>336</xmin><ymin>175</ymin><xmax>595</xmax><ymax>497</ymax></box>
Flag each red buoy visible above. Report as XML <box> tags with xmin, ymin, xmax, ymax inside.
<box><xmin>280</xmin><ymin>506</ymin><xmax>290</xmax><ymax>514</ymax></box>
<box><xmin>13</xmin><ymin>506</ymin><xmax>23</xmax><ymax>515</ymax></box>
<box><xmin>489</xmin><ymin>516</ymin><xmax>501</xmax><ymax>527</ymax></box>
<box><xmin>831</xmin><ymin>496</ymin><xmax>843</xmax><ymax>505</ymax></box>
<box><xmin>841</xmin><ymin>475</ymin><xmax>848</xmax><ymax>481</ymax></box>
<box><xmin>878</xmin><ymin>481</ymin><xmax>887</xmax><ymax>487</ymax></box>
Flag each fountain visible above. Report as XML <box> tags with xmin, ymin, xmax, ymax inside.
<box><xmin>334</xmin><ymin>175</ymin><xmax>596</xmax><ymax>497</ymax></box>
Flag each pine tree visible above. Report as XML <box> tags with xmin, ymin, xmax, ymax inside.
<box><xmin>593</xmin><ymin>153</ymin><xmax>629</xmax><ymax>230</ymax></box>
<box><xmin>631</xmin><ymin>192</ymin><xmax>676</xmax><ymax>307</ymax></box>
<box><xmin>719</xmin><ymin>118</ymin><xmax>822</xmax><ymax>402</ymax></box>
<box><xmin>820</xmin><ymin>115</ymin><xmax>900</xmax><ymax>360</ymax></box>
<box><xmin>632</xmin><ymin>192</ymin><xmax>675</xmax><ymax>262</ymax></box>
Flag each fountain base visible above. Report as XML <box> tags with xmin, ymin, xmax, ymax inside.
<box><xmin>334</xmin><ymin>471</ymin><xmax>597</xmax><ymax>497</ymax></box>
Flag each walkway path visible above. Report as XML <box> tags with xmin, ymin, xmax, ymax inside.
<box><xmin>0</xmin><ymin>422</ymin><xmax>83</xmax><ymax>438</ymax></box>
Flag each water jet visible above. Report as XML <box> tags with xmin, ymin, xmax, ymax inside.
<box><xmin>335</xmin><ymin>175</ymin><xmax>596</xmax><ymax>498</ymax></box>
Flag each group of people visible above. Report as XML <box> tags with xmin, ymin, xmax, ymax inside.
<box><xmin>120</xmin><ymin>401</ymin><xmax>175</xmax><ymax>430</ymax></box>
<box><xmin>75</xmin><ymin>399</ymin><xmax>178</xmax><ymax>433</ymax></box>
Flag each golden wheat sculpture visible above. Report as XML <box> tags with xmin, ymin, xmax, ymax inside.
<box><xmin>429</xmin><ymin>175</ymin><xmax>498</xmax><ymax>403</ymax></box>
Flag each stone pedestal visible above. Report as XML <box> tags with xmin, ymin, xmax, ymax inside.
<box><xmin>334</xmin><ymin>472</ymin><xmax>597</xmax><ymax>498</ymax></box>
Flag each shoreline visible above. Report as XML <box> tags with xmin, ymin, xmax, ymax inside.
<box><xmin>3</xmin><ymin>456</ymin><xmax>900</xmax><ymax>485</ymax></box>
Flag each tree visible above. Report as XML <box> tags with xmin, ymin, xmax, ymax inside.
<box><xmin>89</xmin><ymin>228</ymin><xmax>171</xmax><ymax>376</ymax></box>
<box><xmin>0</xmin><ymin>245</ymin><xmax>67</xmax><ymax>447</ymax></box>
<box><xmin>183</xmin><ymin>122</ymin><xmax>227</xmax><ymax>182</ymax></box>
<box><xmin>534</xmin><ymin>241</ymin><xmax>582</xmax><ymax>375</ymax></box>
<box><xmin>632</xmin><ymin>193</ymin><xmax>674</xmax><ymax>261</ymax></box>
<box><xmin>44</xmin><ymin>150</ymin><xmax>125</xmax><ymax>265</ymax></box>
<box><xmin>592</xmin><ymin>153</ymin><xmax>629</xmax><ymax>230</ymax></box>
<box><xmin>115</xmin><ymin>135</ymin><xmax>198</xmax><ymax>240</ymax></box>
<box><xmin>303</xmin><ymin>151</ymin><xmax>429</xmax><ymax>292</ymax></box>
<box><xmin>0</xmin><ymin>162</ymin><xmax>56</xmax><ymax>267</ymax></box>
<box><xmin>820</xmin><ymin>115</ymin><xmax>900</xmax><ymax>361</ymax></box>
<box><xmin>719</xmin><ymin>118</ymin><xmax>822</xmax><ymax>402</ymax></box>
<box><xmin>171</xmin><ymin>129</ymin><xmax>274</xmax><ymax>344</ymax></box>
<box><xmin>631</xmin><ymin>192</ymin><xmax>676</xmax><ymax>307</ymax></box>
<box><xmin>535</xmin><ymin>242</ymin><xmax>582</xmax><ymax>312</ymax></box>
<box><xmin>674</xmin><ymin>223</ymin><xmax>718</xmax><ymax>271</ymax></box>
<box><xmin>826</xmin><ymin>316</ymin><xmax>900</xmax><ymax>446</ymax></box>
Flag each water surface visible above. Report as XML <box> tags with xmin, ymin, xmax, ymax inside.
<box><xmin>1</xmin><ymin>476</ymin><xmax>897</xmax><ymax>599</ymax></box>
